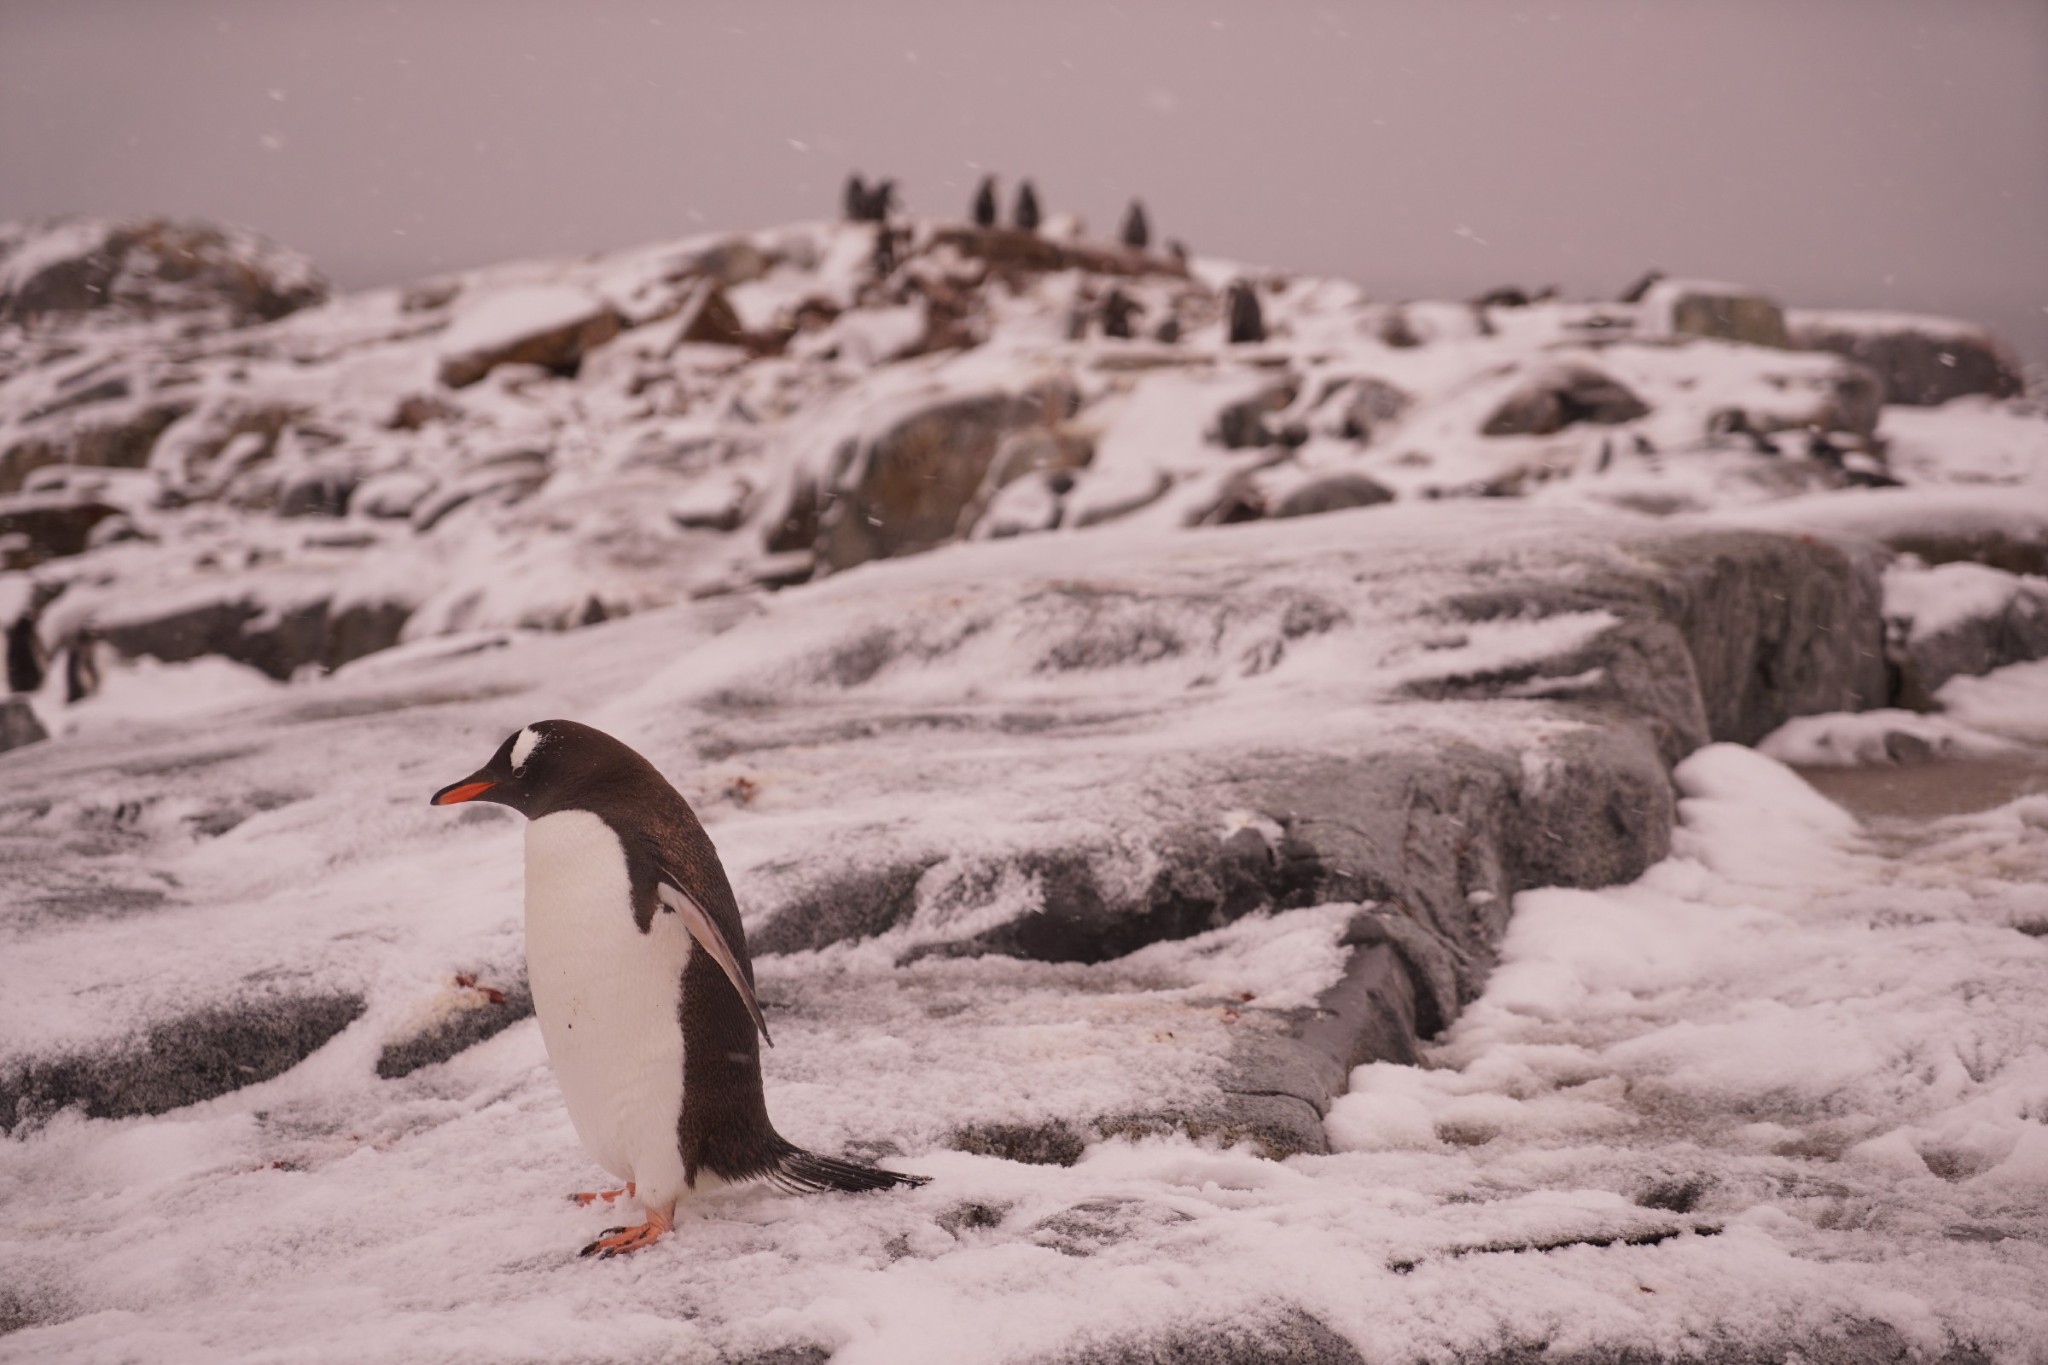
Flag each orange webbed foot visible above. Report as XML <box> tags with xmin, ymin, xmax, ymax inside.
<box><xmin>569</xmin><ymin>1181</ymin><xmax>635</xmax><ymax>1206</ymax></box>
<box><xmin>580</xmin><ymin>1207</ymin><xmax>671</xmax><ymax>1260</ymax></box>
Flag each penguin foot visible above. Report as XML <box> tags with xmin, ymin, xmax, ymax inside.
<box><xmin>580</xmin><ymin>1207</ymin><xmax>671</xmax><ymax>1259</ymax></box>
<box><xmin>570</xmin><ymin>1182</ymin><xmax>635</xmax><ymax>1206</ymax></box>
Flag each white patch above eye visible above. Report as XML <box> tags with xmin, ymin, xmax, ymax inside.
<box><xmin>511</xmin><ymin>726</ymin><xmax>542</xmax><ymax>771</ymax></box>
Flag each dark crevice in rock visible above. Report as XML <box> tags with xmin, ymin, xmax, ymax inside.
<box><xmin>752</xmin><ymin>856</ymin><xmax>942</xmax><ymax>957</ymax></box>
<box><xmin>1</xmin><ymin>993</ymin><xmax>365</xmax><ymax>1134</ymax></box>
<box><xmin>98</xmin><ymin>595</ymin><xmax>411</xmax><ymax>681</ymax></box>
<box><xmin>375</xmin><ymin>974</ymin><xmax>536</xmax><ymax>1080</ymax></box>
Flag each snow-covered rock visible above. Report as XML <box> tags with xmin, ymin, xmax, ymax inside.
<box><xmin>1789</xmin><ymin>307</ymin><xmax>2026</xmax><ymax>407</ymax></box>
<box><xmin>2</xmin><ymin>212</ymin><xmax>2029</xmax><ymax>694</ymax></box>
<box><xmin>0</xmin><ymin>216</ymin><xmax>325</xmax><ymax>329</ymax></box>
<box><xmin>3</xmin><ymin>211</ymin><xmax>2048</xmax><ymax>1362</ymax></box>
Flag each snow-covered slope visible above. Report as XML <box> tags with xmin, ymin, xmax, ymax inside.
<box><xmin>4</xmin><ymin>215</ymin><xmax>2047</xmax><ymax>1363</ymax></box>
<box><xmin>4</xmin><ymin>214</ymin><xmax>2039</xmax><ymax>688</ymax></box>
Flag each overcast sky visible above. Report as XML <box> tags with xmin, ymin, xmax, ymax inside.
<box><xmin>4</xmin><ymin>1</ymin><xmax>2045</xmax><ymax>360</ymax></box>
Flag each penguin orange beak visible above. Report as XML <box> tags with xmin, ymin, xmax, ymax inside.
<box><xmin>431</xmin><ymin>778</ymin><xmax>497</xmax><ymax>806</ymax></box>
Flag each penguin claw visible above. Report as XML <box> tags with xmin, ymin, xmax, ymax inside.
<box><xmin>579</xmin><ymin>1217</ymin><xmax>667</xmax><ymax>1259</ymax></box>
<box><xmin>570</xmin><ymin>1182</ymin><xmax>634</xmax><ymax>1206</ymax></box>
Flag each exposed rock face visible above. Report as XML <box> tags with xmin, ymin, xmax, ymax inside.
<box><xmin>1428</xmin><ymin>530</ymin><xmax>1888</xmax><ymax>753</ymax></box>
<box><xmin>0</xmin><ymin>217</ymin><xmax>327</xmax><ymax>328</ymax></box>
<box><xmin>1212</xmin><ymin>380</ymin><xmax>1298</xmax><ymax>449</ymax></box>
<box><xmin>1787</xmin><ymin>309</ymin><xmax>2025</xmax><ymax>406</ymax></box>
<box><xmin>1481</xmin><ymin>364</ymin><xmax>1649</xmax><ymax>436</ymax></box>
<box><xmin>1336</xmin><ymin>377</ymin><xmax>1411</xmax><ymax>441</ymax></box>
<box><xmin>435</xmin><ymin>286</ymin><xmax>624</xmax><ymax>388</ymax></box>
<box><xmin>1644</xmin><ymin>531</ymin><xmax>1889</xmax><ymax>745</ymax></box>
<box><xmin>926</xmin><ymin>226</ymin><xmax>1187</xmax><ymax>279</ymax></box>
<box><xmin>815</xmin><ymin>382</ymin><xmax>1081</xmax><ymax>573</ymax></box>
<box><xmin>1</xmin><ymin>402</ymin><xmax>191</xmax><ymax>493</ymax></box>
<box><xmin>1034</xmin><ymin>1308</ymin><xmax>1367</xmax><ymax>1365</ymax></box>
<box><xmin>0</xmin><ymin>695</ymin><xmax>46</xmax><ymax>752</ymax></box>
<box><xmin>98</xmin><ymin>594</ymin><xmax>412</xmax><ymax>681</ymax></box>
<box><xmin>0</xmin><ymin>992</ymin><xmax>364</xmax><ymax>1134</ymax></box>
<box><xmin>1273</xmin><ymin>473</ymin><xmax>1394</xmax><ymax>519</ymax></box>
<box><xmin>0</xmin><ymin>496</ymin><xmax>121</xmax><ymax>563</ymax></box>
<box><xmin>375</xmin><ymin>973</ymin><xmax>536</xmax><ymax>1079</ymax></box>
<box><xmin>1886</xmin><ymin>561</ymin><xmax>2048</xmax><ymax>702</ymax></box>
<box><xmin>1644</xmin><ymin>278</ymin><xmax>1790</xmax><ymax>348</ymax></box>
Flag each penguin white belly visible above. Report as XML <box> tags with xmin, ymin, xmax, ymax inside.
<box><xmin>523</xmin><ymin>810</ymin><xmax>690</xmax><ymax>1203</ymax></box>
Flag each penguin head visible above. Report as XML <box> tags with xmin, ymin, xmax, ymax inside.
<box><xmin>430</xmin><ymin>719</ymin><xmax>628</xmax><ymax>819</ymax></box>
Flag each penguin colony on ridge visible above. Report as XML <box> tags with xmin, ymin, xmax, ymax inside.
<box><xmin>432</xmin><ymin>719</ymin><xmax>927</xmax><ymax>1259</ymax></box>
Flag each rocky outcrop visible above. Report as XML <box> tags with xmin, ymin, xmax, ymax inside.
<box><xmin>1032</xmin><ymin>1308</ymin><xmax>1366</xmax><ymax>1365</ymax></box>
<box><xmin>1644</xmin><ymin>278</ymin><xmax>1790</xmax><ymax>348</ymax></box>
<box><xmin>1336</xmin><ymin>377</ymin><xmax>1411</xmax><ymax>442</ymax></box>
<box><xmin>0</xmin><ymin>217</ymin><xmax>327</xmax><ymax>328</ymax></box>
<box><xmin>0</xmin><ymin>496</ymin><xmax>121</xmax><ymax>564</ymax></box>
<box><xmin>1273</xmin><ymin>473</ymin><xmax>1394</xmax><ymax>519</ymax></box>
<box><xmin>1212</xmin><ymin>380</ymin><xmax>1299</xmax><ymax>449</ymax></box>
<box><xmin>1427</xmin><ymin>530</ymin><xmax>1888</xmax><ymax>752</ymax></box>
<box><xmin>0</xmin><ymin>992</ymin><xmax>364</xmax><ymax>1134</ymax></box>
<box><xmin>375</xmin><ymin>973</ymin><xmax>535</xmax><ymax>1079</ymax></box>
<box><xmin>926</xmin><ymin>226</ymin><xmax>1188</xmax><ymax>279</ymax></box>
<box><xmin>98</xmin><ymin>594</ymin><xmax>412</xmax><ymax>681</ymax></box>
<box><xmin>1886</xmin><ymin>561</ymin><xmax>2048</xmax><ymax>703</ymax></box>
<box><xmin>1</xmin><ymin>402</ymin><xmax>191</xmax><ymax>493</ymax></box>
<box><xmin>814</xmin><ymin>382</ymin><xmax>1081</xmax><ymax>572</ymax></box>
<box><xmin>0</xmin><ymin>695</ymin><xmax>46</xmax><ymax>752</ymax></box>
<box><xmin>1787</xmin><ymin>309</ymin><xmax>2025</xmax><ymax>406</ymax></box>
<box><xmin>1481</xmin><ymin>363</ymin><xmax>1649</xmax><ymax>436</ymax></box>
<box><xmin>436</xmin><ymin>286</ymin><xmax>624</xmax><ymax>388</ymax></box>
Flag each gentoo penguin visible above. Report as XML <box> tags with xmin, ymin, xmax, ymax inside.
<box><xmin>431</xmin><ymin>719</ymin><xmax>926</xmax><ymax>1257</ymax></box>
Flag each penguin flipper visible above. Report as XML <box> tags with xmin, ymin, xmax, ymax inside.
<box><xmin>656</xmin><ymin>878</ymin><xmax>774</xmax><ymax>1046</ymax></box>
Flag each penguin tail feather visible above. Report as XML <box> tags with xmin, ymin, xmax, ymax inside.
<box><xmin>763</xmin><ymin>1139</ymin><xmax>929</xmax><ymax>1195</ymax></box>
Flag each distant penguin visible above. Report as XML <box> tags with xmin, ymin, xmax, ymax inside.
<box><xmin>1617</xmin><ymin>269</ymin><xmax>1665</xmax><ymax>304</ymax></box>
<box><xmin>1120</xmin><ymin>200</ymin><xmax>1150</xmax><ymax>251</ymax></box>
<box><xmin>63</xmin><ymin>628</ymin><xmax>100</xmax><ymax>704</ymax></box>
<box><xmin>1101</xmin><ymin>287</ymin><xmax>1141</xmax><ymax>340</ymax></box>
<box><xmin>431</xmin><ymin>720</ymin><xmax>927</xmax><ymax>1258</ymax></box>
<box><xmin>1226</xmin><ymin>280</ymin><xmax>1265</xmax><ymax>345</ymax></box>
<box><xmin>5</xmin><ymin>608</ymin><xmax>45</xmax><ymax>695</ymax></box>
<box><xmin>867</xmin><ymin>178</ymin><xmax>896</xmax><ymax>222</ymax></box>
<box><xmin>972</xmin><ymin>176</ymin><xmax>998</xmax><ymax>228</ymax></box>
<box><xmin>1013</xmin><ymin>179</ymin><xmax>1041</xmax><ymax>232</ymax></box>
<box><xmin>843</xmin><ymin>174</ymin><xmax>870</xmax><ymax>222</ymax></box>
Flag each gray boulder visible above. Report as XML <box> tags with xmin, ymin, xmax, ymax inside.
<box><xmin>815</xmin><ymin>382</ymin><xmax>1080</xmax><ymax>572</ymax></box>
<box><xmin>1643</xmin><ymin>278</ymin><xmax>1790</xmax><ymax>348</ymax></box>
<box><xmin>98</xmin><ymin>594</ymin><xmax>412</xmax><ymax>681</ymax></box>
<box><xmin>1273</xmin><ymin>473</ymin><xmax>1394</xmax><ymax>519</ymax></box>
<box><xmin>1481</xmin><ymin>364</ymin><xmax>1649</xmax><ymax>437</ymax></box>
<box><xmin>436</xmin><ymin>287</ymin><xmax>624</xmax><ymax>388</ymax></box>
<box><xmin>0</xmin><ymin>496</ymin><xmax>122</xmax><ymax>563</ymax></box>
<box><xmin>1788</xmin><ymin>309</ymin><xmax>2024</xmax><ymax>406</ymax></box>
<box><xmin>0</xmin><ymin>695</ymin><xmax>46</xmax><ymax>752</ymax></box>
<box><xmin>0</xmin><ymin>402</ymin><xmax>191</xmax><ymax>494</ymax></box>
<box><xmin>0</xmin><ymin>217</ymin><xmax>327</xmax><ymax>328</ymax></box>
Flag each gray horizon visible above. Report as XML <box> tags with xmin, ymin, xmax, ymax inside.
<box><xmin>4</xmin><ymin>0</ymin><xmax>2045</xmax><ymax>361</ymax></box>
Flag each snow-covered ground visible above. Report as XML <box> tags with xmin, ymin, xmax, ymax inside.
<box><xmin>6</xmin><ymin>215</ymin><xmax>2048</xmax><ymax>1362</ymax></box>
<box><xmin>2</xmin><ymin>687</ymin><xmax>2043</xmax><ymax>1363</ymax></box>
